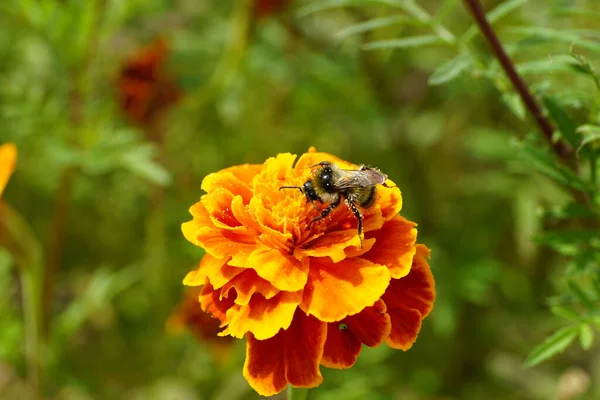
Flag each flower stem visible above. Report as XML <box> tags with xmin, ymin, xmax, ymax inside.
<box><xmin>287</xmin><ymin>386</ymin><xmax>309</xmax><ymax>400</ymax></box>
<box><xmin>462</xmin><ymin>0</ymin><xmax>572</xmax><ymax>164</ymax></box>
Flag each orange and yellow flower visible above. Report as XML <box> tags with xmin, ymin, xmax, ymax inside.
<box><xmin>0</xmin><ymin>143</ymin><xmax>17</xmax><ymax>198</ymax></box>
<box><xmin>181</xmin><ymin>149</ymin><xmax>435</xmax><ymax>396</ymax></box>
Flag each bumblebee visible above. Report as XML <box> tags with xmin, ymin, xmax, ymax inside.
<box><xmin>280</xmin><ymin>161</ymin><xmax>393</xmax><ymax>248</ymax></box>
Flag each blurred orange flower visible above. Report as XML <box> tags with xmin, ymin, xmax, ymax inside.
<box><xmin>182</xmin><ymin>149</ymin><xmax>435</xmax><ymax>396</ymax></box>
<box><xmin>117</xmin><ymin>38</ymin><xmax>181</xmax><ymax>126</ymax></box>
<box><xmin>0</xmin><ymin>143</ymin><xmax>17</xmax><ymax>198</ymax></box>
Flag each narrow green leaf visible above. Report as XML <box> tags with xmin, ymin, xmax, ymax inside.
<box><xmin>575</xmin><ymin>125</ymin><xmax>600</xmax><ymax>157</ymax></box>
<box><xmin>542</xmin><ymin>96</ymin><xmax>580</xmax><ymax>150</ymax></box>
<box><xmin>296</xmin><ymin>0</ymin><xmax>403</xmax><ymax>18</ymax></box>
<box><xmin>429</xmin><ymin>54</ymin><xmax>473</xmax><ymax>85</ymax></box>
<box><xmin>515</xmin><ymin>56</ymin><xmax>578</xmax><ymax>76</ymax></box>
<box><xmin>579</xmin><ymin>324</ymin><xmax>593</xmax><ymax>351</ymax></box>
<box><xmin>362</xmin><ymin>35</ymin><xmax>441</xmax><ymax>50</ymax></box>
<box><xmin>550</xmin><ymin>6</ymin><xmax>600</xmax><ymax>20</ymax></box>
<box><xmin>336</xmin><ymin>15</ymin><xmax>409</xmax><ymax>41</ymax></box>
<box><xmin>550</xmin><ymin>306</ymin><xmax>580</xmax><ymax>322</ymax></box>
<box><xmin>461</xmin><ymin>0</ymin><xmax>530</xmax><ymax>43</ymax></box>
<box><xmin>505</xmin><ymin>27</ymin><xmax>600</xmax><ymax>54</ymax></box>
<box><xmin>568</xmin><ymin>280</ymin><xmax>596</xmax><ymax>310</ymax></box>
<box><xmin>524</xmin><ymin>326</ymin><xmax>578</xmax><ymax>367</ymax></box>
<box><xmin>512</xmin><ymin>140</ymin><xmax>590</xmax><ymax>191</ymax></box>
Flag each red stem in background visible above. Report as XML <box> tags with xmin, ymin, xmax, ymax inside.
<box><xmin>463</xmin><ymin>0</ymin><xmax>572</xmax><ymax>164</ymax></box>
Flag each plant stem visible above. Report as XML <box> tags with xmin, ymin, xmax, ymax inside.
<box><xmin>287</xmin><ymin>387</ymin><xmax>309</xmax><ymax>400</ymax></box>
<box><xmin>462</xmin><ymin>0</ymin><xmax>572</xmax><ymax>164</ymax></box>
<box><xmin>21</xmin><ymin>265</ymin><xmax>42</xmax><ymax>397</ymax></box>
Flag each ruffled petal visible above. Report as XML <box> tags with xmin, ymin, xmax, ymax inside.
<box><xmin>243</xmin><ymin>311</ymin><xmax>326</xmax><ymax>396</ymax></box>
<box><xmin>201</xmin><ymin>164</ymin><xmax>262</xmax><ymax>203</ymax></box>
<box><xmin>0</xmin><ymin>143</ymin><xmax>17</xmax><ymax>198</ymax></box>
<box><xmin>222</xmin><ymin>290</ymin><xmax>303</xmax><ymax>339</ymax></box>
<box><xmin>243</xmin><ymin>248</ymin><xmax>309</xmax><ymax>292</ymax></box>
<box><xmin>344</xmin><ymin>299</ymin><xmax>391</xmax><ymax>347</ymax></box>
<box><xmin>321</xmin><ymin>323</ymin><xmax>362</xmax><ymax>369</ymax></box>
<box><xmin>221</xmin><ymin>269</ymin><xmax>279</xmax><ymax>306</ymax></box>
<box><xmin>301</xmin><ymin>257</ymin><xmax>390</xmax><ymax>322</ymax></box>
<box><xmin>363</xmin><ymin>215</ymin><xmax>417</xmax><ymax>279</ymax></box>
<box><xmin>295</xmin><ymin>229</ymin><xmax>373</xmax><ymax>263</ymax></box>
<box><xmin>383</xmin><ymin>244</ymin><xmax>435</xmax><ymax>350</ymax></box>
<box><xmin>199</xmin><ymin>283</ymin><xmax>235</xmax><ymax>325</ymax></box>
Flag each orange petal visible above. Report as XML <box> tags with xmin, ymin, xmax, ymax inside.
<box><xmin>385</xmin><ymin>307</ymin><xmax>422</xmax><ymax>350</ymax></box>
<box><xmin>221</xmin><ymin>269</ymin><xmax>279</xmax><ymax>306</ymax></box>
<box><xmin>243</xmin><ymin>247</ymin><xmax>309</xmax><ymax>292</ymax></box>
<box><xmin>379</xmin><ymin>185</ymin><xmax>403</xmax><ymax>221</ymax></box>
<box><xmin>201</xmin><ymin>164</ymin><xmax>262</xmax><ymax>203</ymax></box>
<box><xmin>183</xmin><ymin>254</ymin><xmax>226</xmax><ymax>286</ymax></box>
<box><xmin>363</xmin><ymin>215</ymin><xmax>418</xmax><ymax>279</ymax></box>
<box><xmin>202</xmin><ymin>188</ymin><xmax>245</xmax><ymax>230</ymax></box>
<box><xmin>222</xmin><ymin>290</ymin><xmax>303</xmax><ymax>339</ymax></box>
<box><xmin>0</xmin><ymin>143</ymin><xmax>17</xmax><ymax>198</ymax></box>
<box><xmin>383</xmin><ymin>244</ymin><xmax>435</xmax><ymax>350</ymax></box>
<box><xmin>295</xmin><ymin>229</ymin><xmax>374</xmax><ymax>263</ymax></box>
<box><xmin>243</xmin><ymin>311</ymin><xmax>326</xmax><ymax>396</ymax></box>
<box><xmin>199</xmin><ymin>283</ymin><xmax>235</xmax><ymax>325</ymax></box>
<box><xmin>344</xmin><ymin>299</ymin><xmax>391</xmax><ymax>347</ymax></box>
<box><xmin>301</xmin><ymin>257</ymin><xmax>390</xmax><ymax>322</ymax></box>
<box><xmin>321</xmin><ymin>322</ymin><xmax>362</xmax><ymax>369</ymax></box>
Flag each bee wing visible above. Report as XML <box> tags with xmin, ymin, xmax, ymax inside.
<box><xmin>333</xmin><ymin>170</ymin><xmax>382</xmax><ymax>189</ymax></box>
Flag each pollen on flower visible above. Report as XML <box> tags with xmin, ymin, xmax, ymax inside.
<box><xmin>181</xmin><ymin>149</ymin><xmax>435</xmax><ymax>396</ymax></box>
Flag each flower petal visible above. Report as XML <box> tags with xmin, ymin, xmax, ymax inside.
<box><xmin>386</xmin><ymin>307</ymin><xmax>422</xmax><ymax>350</ymax></box>
<box><xmin>301</xmin><ymin>257</ymin><xmax>390</xmax><ymax>322</ymax></box>
<box><xmin>222</xmin><ymin>290</ymin><xmax>303</xmax><ymax>339</ymax></box>
<box><xmin>199</xmin><ymin>283</ymin><xmax>235</xmax><ymax>325</ymax></box>
<box><xmin>383</xmin><ymin>244</ymin><xmax>435</xmax><ymax>350</ymax></box>
<box><xmin>363</xmin><ymin>215</ymin><xmax>418</xmax><ymax>279</ymax></box>
<box><xmin>201</xmin><ymin>164</ymin><xmax>262</xmax><ymax>203</ymax></box>
<box><xmin>0</xmin><ymin>143</ymin><xmax>17</xmax><ymax>198</ymax></box>
<box><xmin>221</xmin><ymin>269</ymin><xmax>279</xmax><ymax>306</ymax></box>
<box><xmin>243</xmin><ymin>248</ymin><xmax>309</xmax><ymax>292</ymax></box>
<box><xmin>344</xmin><ymin>299</ymin><xmax>391</xmax><ymax>347</ymax></box>
<box><xmin>321</xmin><ymin>323</ymin><xmax>362</xmax><ymax>369</ymax></box>
<box><xmin>295</xmin><ymin>229</ymin><xmax>375</xmax><ymax>263</ymax></box>
<box><xmin>243</xmin><ymin>311</ymin><xmax>326</xmax><ymax>396</ymax></box>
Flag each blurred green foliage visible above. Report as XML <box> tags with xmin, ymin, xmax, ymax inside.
<box><xmin>1</xmin><ymin>0</ymin><xmax>600</xmax><ymax>399</ymax></box>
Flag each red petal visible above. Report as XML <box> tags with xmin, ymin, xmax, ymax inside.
<box><xmin>199</xmin><ymin>283</ymin><xmax>235</xmax><ymax>325</ymax></box>
<box><xmin>383</xmin><ymin>244</ymin><xmax>435</xmax><ymax>350</ymax></box>
<box><xmin>364</xmin><ymin>215</ymin><xmax>417</xmax><ymax>279</ymax></box>
<box><xmin>386</xmin><ymin>307</ymin><xmax>422</xmax><ymax>350</ymax></box>
<box><xmin>243</xmin><ymin>311</ymin><xmax>326</xmax><ymax>396</ymax></box>
<box><xmin>321</xmin><ymin>323</ymin><xmax>362</xmax><ymax>369</ymax></box>
<box><xmin>345</xmin><ymin>299</ymin><xmax>391</xmax><ymax>347</ymax></box>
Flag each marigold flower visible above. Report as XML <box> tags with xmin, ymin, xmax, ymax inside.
<box><xmin>181</xmin><ymin>149</ymin><xmax>435</xmax><ymax>396</ymax></box>
<box><xmin>0</xmin><ymin>143</ymin><xmax>17</xmax><ymax>198</ymax></box>
<box><xmin>117</xmin><ymin>38</ymin><xmax>181</xmax><ymax>126</ymax></box>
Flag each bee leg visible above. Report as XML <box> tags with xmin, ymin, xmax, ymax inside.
<box><xmin>382</xmin><ymin>182</ymin><xmax>397</xmax><ymax>189</ymax></box>
<box><xmin>345</xmin><ymin>199</ymin><xmax>364</xmax><ymax>249</ymax></box>
<box><xmin>307</xmin><ymin>198</ymin><xmax>322</xmax><ymax>211</ymax></box>
<box><xmin>308</xmin><ymin>197</ymin><xmax>341</xmax><ymax>229</ymax></box>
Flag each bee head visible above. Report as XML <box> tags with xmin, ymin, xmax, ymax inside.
<box><xmin>310</xmin><ymin>161</ymin><xmax>335</xmax><ymax>193</ymax></box>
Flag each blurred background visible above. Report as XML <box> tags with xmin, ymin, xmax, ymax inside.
<box><xmin>1</xmin><ymin>0</ymin><xmax>599</xmax><ymax>399</ymax></box>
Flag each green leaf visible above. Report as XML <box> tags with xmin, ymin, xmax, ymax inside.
<box><xmin>524</xmin><ymin>325</ymin><xmax>578</xmax><ymax>367</ymax></box>
<box><xmin>515</xmin><ymin>55</ymin><xmax>578</xmax><ymax>76</ymax></box>
<box><xmin>336</xmin><ymin>15</ymin><xmax>409</xmax><ymax>41</ymax></box>
<box><xmin>362</xmin><ymin>35</ymin><xmax>441</xmax><ymax>51</ymax></box>
<box><xmin>551</xmin><ymin>306</ymin><xmax>579</xmax><ymax>322</ymax></box>
<box><xmin>575</xmin><ymin>125</ymin><xmax>600</xmax><ymax>157</ymax></box>
<box><xmin>296</xmin><ymin>0</ymin><xmax>403</xmax><ymax>18</ymax></box>
<box><xmin>568</xmin><ymin>280</ymin><xmax>597</xmax><ymax>310</ymax></box>
<box><xmin>512</xmin><ymin>140</ymin><xmax>590</xmax><ymax>191</ymax></box>
<box><xmin>428</xmin><ymin>54</ymin><xmax>473</xmax><ymax>85</ymax></box>
<box><xmin>505</xmin><ymin>27</ymin><xmax>600</xmax><ymax>54</ymax></box>
<box><xmin>542</xmin><ymin>96</ymin><xmax>580</xmax><ymax>150</ymax></box>
<box><xmin>579</xmin><ymin>324</ymin><xmax>593</xmax><ymax>351</ymax></box>
<box><xmin>461</xmin><ymin>0</ymin><xmax>530</xmax><ymax>43</ymax></box>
